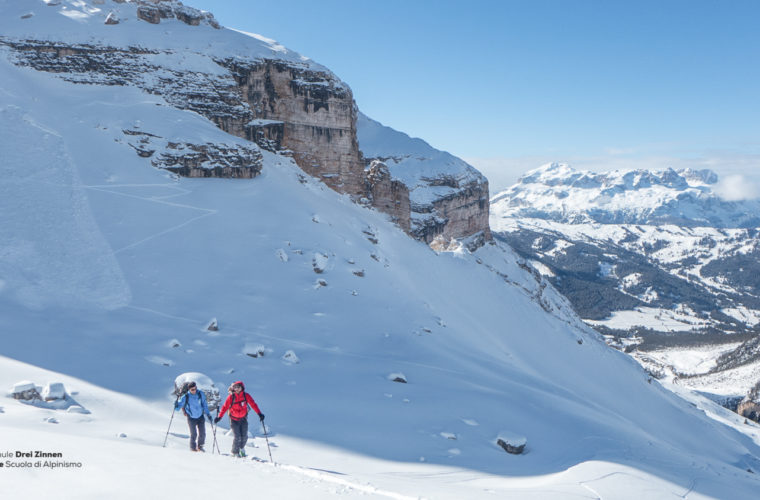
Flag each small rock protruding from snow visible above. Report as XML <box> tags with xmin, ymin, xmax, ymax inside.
<box><xmin>276</xmin><ymin>249</ymin><xmax>289</xmax><ymax>262</ymax></box>
<box><xmin>314</xmin><ymin>279</ymin><xmax>328</xmax><ymax>288</ymax></box>
<box><xmin>352</xmin><ymin>269</ymin><xmax>365</xmax><ymax>277</ymax></box>
<box><xmin>388</xmin><ymin>372</ymin><xmax>407</xmax><ymax>384</ymax></box>
<box><xmin>45</xmin><ymin>417</ymin><xmax>59</xmax><ymax>424</ymax></box>
<box><xmin>244</xmin><ymin>344</ymin><xmax>267</xmax><ymax>358</ymax></box>
<box><xmin>496</xmin><ymin>433</ymin><xmax>527</xmax><ymax>455</ymax></box>
<box><xmin>282</xmin><ymin>350</ymin><xmax>300</xmax><ymax>364</ymax></box>
<box><xmin>42</xmin><ymin>382</ymin><xmax>66</xmax><ymax>401</ymax></box>
<box><xmin>173</xmin><ymin>372</ymin><xmax>222</xmax><ymax>411</ymax></box>
<box><xmin>206</xmin><ymin>318</ymin><xmax>219</xmax><ymax>332</ymax></box>
<box><xmin>105</xmin><ymin>12</ymin><xmax>119</xmax><ymax>25</ymax></box>
<box><xmin>147</xmin><ymin>355</ymin><xmax>174</xmax><ymax>367</ymax></box>
<box><xmin>167</xmin><ymin>339</ymin><xmax>181</xmax><ymax>348</ymax></box>
<box><xmin>312</xmin><ymin>253</ymin><xmax>329</xmax><ymax>273</ymax></box>
<box><xmin>440</xmin><ymin>432</ymin><xmax>457</xmax><ymax>440</ymax></box>
<box><xmin>117</xmin><ymin>432</ymin><xmax>127</xmax><ymax>438</ymax></box>
<box><xmin>11</xmin><ymin>381</ymin><xmax>40</xmax><ymax>401</ymax></box>
<box><xmin>363</xmin><ymin>227</ymin><xmax>379</xmax><ymax>244</ymax></box>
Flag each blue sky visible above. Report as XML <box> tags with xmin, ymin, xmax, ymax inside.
<box><xmin>191</xmin><ymin>0</ymin><xmax>760</xmax><ymax>194</ymax></box>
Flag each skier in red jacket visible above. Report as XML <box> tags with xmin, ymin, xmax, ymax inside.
<box><xmin>214</xmin><ymin>381</ymin><xmax>264</xmax><ymax>457</ymax></box>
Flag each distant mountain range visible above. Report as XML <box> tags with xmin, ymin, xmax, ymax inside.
<box><xmin>491</xmin><ymin>163</ymin><xmax>760</xmax><ymax>399</ymax></box>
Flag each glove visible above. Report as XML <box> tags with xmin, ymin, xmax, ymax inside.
<box><xmin>214</xmin><ymin>416</ymin><xmax>221</xmax><ymax>424</ymax></box>
<box><xmin>173</xmin><ymin>402</ymin><xmax>179</xmax><ymax>410</ymax></box>
<box><xmin>258</xmin><ymin>413</ymin><xmax>265</xmax><ymax>422</ymax></box>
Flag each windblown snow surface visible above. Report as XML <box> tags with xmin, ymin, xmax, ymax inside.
<box><xmin>2</xmin><ymin>2</ymin><xmax>760</xmax><ymax>499</ymax></box>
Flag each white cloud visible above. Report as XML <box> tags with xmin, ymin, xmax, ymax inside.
<box><xmin>714</xmin><ymin>174</ymin><xmax>760</xmax><ymax>201</ymax></box>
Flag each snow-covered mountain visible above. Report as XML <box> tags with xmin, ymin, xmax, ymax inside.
<box><xmin>493</xmin><ymin>162</ymin><xmax>760</xmax><ymax>227</ymax></box>
<box><xmin>0</xmin><ymin>0</ymin><xmax>490</xmax><ymax>246</ymax></box>
<box><xmin>3</xmin><ymin>2</ymin><xmax>760</xmax><ymax>498</ymax></box>
<box><xmin>491</xmin><ymin>163</ymin><xmax>760</xmax><ymax>404</ymax></box>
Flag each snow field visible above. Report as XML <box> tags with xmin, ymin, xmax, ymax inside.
<box><xmin>2</xmin><ymin>4</ymin><xmax>760</xmax><ymax>498</ymax></box>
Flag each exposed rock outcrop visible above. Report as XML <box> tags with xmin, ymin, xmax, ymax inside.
<box><xmin>123</xmin><ymin>129</ymin><xmax>263</xmax><ymax>178</ymax></box>
<box><xmin>134</xmin><ymin>0</ymin><xmax>221</xmax><ymax>28</ymax></box>
<box><xmin>738</xmin><ymin>398</ymin><xmax>760</xmax><ymax>422</ymax></box>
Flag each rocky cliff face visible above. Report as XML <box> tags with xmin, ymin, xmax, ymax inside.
<box><xmin>364</xmin><ymin>160</ymin><xmax>411</xmax><ymax>233</ymax></box>
<box><xmin>217</xmin><ymin>58</ymin><xmax>365</xmax><ymax>196</ymax></box>
<box><xmin>1</xmin><ymin>0</ymin><xmax>491</xmax><ymax>244</ymax></box>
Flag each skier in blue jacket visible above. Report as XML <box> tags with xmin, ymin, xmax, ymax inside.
<box><xmin>175</xmin><ymin>381</ymin><xmax>212</xmax><ymax>451</ymax></box>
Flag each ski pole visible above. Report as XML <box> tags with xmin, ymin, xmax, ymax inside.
<box><xmin>163</xmin><ymin>393</ymin><xmax>180</xmax><ymax>448</ymax></box>
<box><xmin>211</xmin><ymin>409</ymin><xmax>220</xmax><ymax>455</ymax></box>
<box><xmin>262</xmin><ymin>419</ymin><xmax>274</xmax><ymax>463</ymax></box>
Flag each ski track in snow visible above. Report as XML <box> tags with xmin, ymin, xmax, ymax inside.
<box><xmin>256</xmin><ymin>461</ymin><xmax>421</xmax><ymax>500</ymax></box>
<box><xmin>80</xmin><ymin>183</ymin><xmax>217</xmax><ymax>254</ymax></box>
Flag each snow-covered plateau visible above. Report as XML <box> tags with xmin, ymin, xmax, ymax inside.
<box><xmin>2</xmin><ymin>2</ymin><xmax>760</xmax><ymax>499</ymax></box>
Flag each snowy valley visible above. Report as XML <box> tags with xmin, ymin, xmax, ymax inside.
<box><xmin>2</xmin><ymin>1</ymin><xmax>760</xmax><ymax>499</ymax></box>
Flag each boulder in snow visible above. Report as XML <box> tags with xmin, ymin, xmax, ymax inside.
<box><xmin>496</xmin><ymin>433</ymin><xmax>527</xmax><ymax>455</ymax></box>
<box><xmin>173</xmin><ymin>372</ymin><xmax>222</xmax><ymax>411</ymax></box>
<box><xmin>312</xmin><ymin>253</ymin><xmax>329</xmax><ymax>273</ymax></box>
<box><xmin>282</xmin><ymin>350</ymin><xmax>300</xmax><ymax>364</ymax></box>
<box><xmin>244</xmin><ymin>344</ymin><xmax>267</xmax><ymax>358</ymax></box>
<box><xmin>11</xmin><ymin>381</ymin><xmax>40</xmax><ymax>401</ymax></box>
<box><xmin>42</xmin><ymin>382</ymin><xmax>66</xmax><ymax>401</ymax></box>
<box><xmin>206</xmin><ymin>318</ymin><xmax>219</xmax><ymax>331</ymax></box>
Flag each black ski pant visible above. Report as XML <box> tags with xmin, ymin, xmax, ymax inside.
<box><xmin>187</xmin><ymin>415</ymin><xmax>206</xmax><ymax>450</ymax></box>
<box><xmin>230</xmin><ymin>417</ymin><xmax>248</xmax><ymax>454</ymax></box>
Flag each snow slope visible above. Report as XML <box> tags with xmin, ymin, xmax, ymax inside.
<box><xmin>2</xmin><ymin>2</ymin><xmax>760</xmax><ymax>498</ymax></box>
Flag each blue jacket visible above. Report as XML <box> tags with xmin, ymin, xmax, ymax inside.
<box><xmin>176</xmin><ymin>390</ymin><xmax>210</xmax><ymax>419</ymax></box>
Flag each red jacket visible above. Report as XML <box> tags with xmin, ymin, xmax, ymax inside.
<box><xmin>218</xmin><ymin>381</ymin><xmax>261</xmax><ymax>421</ymax></box>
